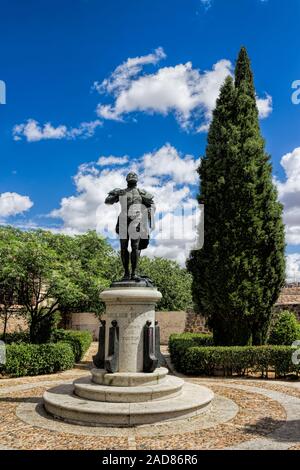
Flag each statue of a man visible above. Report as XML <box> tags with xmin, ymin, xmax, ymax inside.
<box><xmin>105</xmin><ymin>172</ymin><xmax>155</xmax><ymax>281</ymax></box>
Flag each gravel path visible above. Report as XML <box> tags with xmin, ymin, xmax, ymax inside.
<box><xmin>0</xmin><ymin>342</ymin><xmax>299</xmax><ymax>450</ymax></box>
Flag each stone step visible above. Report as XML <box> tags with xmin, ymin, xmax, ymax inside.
<box><xmin>43</xmin><ymin>382</ymin><xmax>214</xmax><ymax>427</ymax></box>
<box><xmin>74</xmin><ymin>375</ymin><xmax>184</xmax><ymax>403</ymax></box>
<box><xmin>91</xmin><ymin>367</ymin><xmax>168</xmax><ymax>387</ymax></box>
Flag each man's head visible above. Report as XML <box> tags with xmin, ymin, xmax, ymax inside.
<box><xmin>126</xmin><ymin>172</ymin><xmax>138</xmax><ymax>185</ymax></box>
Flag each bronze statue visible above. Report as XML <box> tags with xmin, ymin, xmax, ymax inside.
<box><xmin>105</xmin><ymin>172</ymin><xmax>155</xmax><ymax>281</ymax></box>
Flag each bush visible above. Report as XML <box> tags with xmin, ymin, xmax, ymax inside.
<box><xmin>169</xmin><ymin>333</ymin><xmax>300</xmax><ymax>378</ymax></box>
<box><xmin>1</xmin><ymin>342</ymin><xmax>75</xmax><ymax>377</ymax></box>
<box><xmin>52</xmin><ymin>329</ymin><xmax>92</xmax><ymax>362</ymax></box>
<box><xmin>29</xmin><ymin>312</ymin><xmax>61</xmax><ymax>344</ymax></box>
<box><xmin>0</xmin><ymin>331</ymin><xmax>30</xmax><ymax>344</ymax></box>
<box><xmin>168</xmin><ymin>333</ymin><xmax>214</xmax><ymax>370</ymax></box>
<box><xmin>268</xmin><ymin>311</ymin><xmax>300</xmax><ymax>345</ymax></box>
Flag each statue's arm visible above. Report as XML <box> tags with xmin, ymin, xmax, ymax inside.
<box><xmin>105</xmin><ymin>189</ymin><xmax>121</xmax><ymax>205</ymax></box>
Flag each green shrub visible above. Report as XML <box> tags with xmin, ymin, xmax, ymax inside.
<box><xmin>268</xmin><ymin>311</ymin><xmax>300</xmax><ymax>345</ymax></box>
<box><xmin>0</xmin><ymin>331</ymin><xmax>30</xmax><ymax>344</ymax></box>
<box><xmin>52</xmin><ymin>329</ymin><xmax>92</xmax><ymax>362</ymax></box>
<box><xmin>182</xmin><ymin>345</ymin><xmax>299</xmax><ymax>378</ymax></box>
<box><xmin>168</xmin><ymin>333</ymin><xmax>213</xmax><ymax>370</ymax></box>
<box><xmin>169</xmin><ymin>333</ymin><xmax>300</xmax><ymax>378</ymax></box>
<box><xmin>29</xmin><ymin>312</ymin><xmax>61</xmax><ymax>344</ymax></box>
<box><xmin>1</xmin><ymin>342</ymin><xmax>75</xmax><ymax>377</ymax></box>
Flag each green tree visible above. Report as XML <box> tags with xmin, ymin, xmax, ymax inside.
<box><xmin>0</xmin><ymin>227</ymin><xmax>118</xmax><ymax>343</ymax></box>
<box><xmin>188</xmin><ymin>48</ymin><xmax>285</xmax><ymax>345</ymax></box>
<box><xmin>0</xmin><ymin>228</ymin><xmax>24</xmax><ymax>340</ymax></box>
<box><xmin>268</xmin><ymin>310</ymin><xmax>300</xmax><ymax>345</ymax></box>
<box><xmin>139</xmin><ymin>257</ymin><xmax>192</xmax><ymax>311</ymax></box>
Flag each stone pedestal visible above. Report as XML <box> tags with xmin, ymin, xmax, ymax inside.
<box><xmin>101</xmin><ymin>287</ymin><xmax>161</xmax><ymax>372</ymax></box>
<box><xmin>43</xmin><ymin>285</ymin><xmax>214</xmax><ymax>427</ymax></box>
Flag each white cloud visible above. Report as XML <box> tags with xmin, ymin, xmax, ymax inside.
<box><xmin>0</xmin><ymin>192</ymin><xmax>33</xmax><ymax>218</ymax></box>
<box><xmin>93</xmin><ymin>47</ymin><xmax>166</xmax><ymax>95</ymax></box>
<box><xmin>142</xmin><ymin>144</ymin><xmax>200</xmax><ymax>185</ymax></box>
<box><xmin>256</xmin><ymin>93</ymin><xmax>273</xmax><ymax>119</ymax></box>
<box><xmin>286</xmin><ymin>253</ymin><xmax>300</xmax><ymax>283</ymax></box>
<box><xmin>13</xmin><ymin>119</ymin><xmax>102</xmax><ymax>142</ymax></box>
<box><xmin>98</xmin><ymin>155</ymin><xmax>129</xmax><ymax>166</ymax></box>
<box><xmin>50</xmin><ymin>144</ymin><xmax>200</xmax><ymax>264</ymax></box>
<box><xmin>275</xmin><ymin>147</ymin><xmax>300</xmax><ymax>245</ymax></box>
<box><xmin>95</xmin><ymin>50</ymin><xmax>272</xmax><ymax>131</ymax></box>
<box><xmin>96</xmin><ymin>55</ymin><xmax>232</xmax><ymax>131</ymax></box>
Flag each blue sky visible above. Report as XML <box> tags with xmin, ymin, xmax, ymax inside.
<box><xmin>0</xmin><ymin>0</ymin><xmax>300</xmax><ymax>278</ymax></box>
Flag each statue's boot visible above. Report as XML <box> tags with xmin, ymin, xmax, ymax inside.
<box><xmin>121</xmin><ymin>248</ymin><xmax>130</xmax><ymax>280</ymax></box>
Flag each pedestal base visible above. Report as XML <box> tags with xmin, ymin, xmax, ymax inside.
<box><xmin>43</xmin><ymin>367</ymin><xmax>214</xmax><ymax>427</ymax></box>
<box><xmin>43</xmin><ymin>285</ymin><xmax>214</xmax><ymax>427</ymax></box>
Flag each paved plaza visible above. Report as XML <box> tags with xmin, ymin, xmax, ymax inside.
<box><xmin>0</xmin><ymin>343</ymin><xmax>299</xmax><ymax>450</ymax></box>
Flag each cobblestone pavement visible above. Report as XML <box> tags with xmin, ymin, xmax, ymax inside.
<box><xmin>0</xmin><ymin>343</ymin><xmax>299</xmax><ymax>450</ymax></box>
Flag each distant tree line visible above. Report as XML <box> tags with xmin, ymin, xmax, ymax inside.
<box><xmin>0</xmin><ymin>227</ymin><xmax>192</xmax><ymax>342</ymax></box>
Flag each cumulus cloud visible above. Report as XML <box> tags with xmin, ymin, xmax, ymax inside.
<box><xmin>286</xmin><ymin>253</ymin><xmax>300</xmax><ymax>283</ymax></box>
<box><xmin>275</xmin><ymin>147</ymin><xmax>300</xmax><ymax>245</ymax></box>
<box><xmin>50</xmin><ymin>144</ymin><xmax>201</xmax><ymax>264</ymax></box>
<box><xmin>93</xmin><ymin>47</ymin><xmax>166</xmax><ymax>96</ymax></box>
<box><xmin>95</xmin><ymin>49</ymin><xmax>272</xmax><ymax>131</ymax></box>
<box><xmin>97</xmin><ymin>155</ymin><xmax>129</xmax><ymax>166</ymax></box>
<box><xmin>0</xmin><ymin>192</ymin><xmax>33</xmax><ymax>218</ymax></box>
<box><xmin>13</xmin><ymin>119</ymin><xmax>102</xmax><ymax>142</ymax></box>
<box><xmin>96</xmin><ymin>51</ymin><xmax>232</xmax><ymax>131</ymax></box>
<box><xmin>256</xmin><ymin>93</ymin><xmax>273</xmax><ymax>119</ymax></box>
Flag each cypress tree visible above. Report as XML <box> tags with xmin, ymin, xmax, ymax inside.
<box><xmin>187</xmin><ymin>48</ymin><xmax>285</xmax><ymax>345</ymax></box>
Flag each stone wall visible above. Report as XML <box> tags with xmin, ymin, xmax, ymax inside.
<box><xmin>0</xmin><ymin>315</ymin><xmax>28</xmax><ymax>335</ymax></box>
<box><xmin>184</xmin><ymin>310</ymin><xmax>210</xmax><ymax>335</ymax></box>
<box><xmin>155</xmin><ymin>311</ymin><xmax>187</xmax><ymax>344</ymax></box>
<box><xmin>63</xmin><ymin>312</ymin><xmax>100</xmax><ymax>341</ymax></box>
<box><xmin>273</xmin><ymin>304</ymin><xmax>300</xmax><ymax>321</ymax></box>
<box><xmin>61</xmin><ymin>310</ymin><xmax>209</xmax><ymax>343</ymax></box>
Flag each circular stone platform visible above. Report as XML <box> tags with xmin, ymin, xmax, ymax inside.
<box><xmin>43</xmin><ymin>366</ymin><xmax>214</xmax><ymax>427</ymax></box>
<box><xmin>43</xmin><ymin>285</ymin><xmax>214</xmax><ymax>428</ymax></box>
<box><xmin>43</xmin><ymin>380</ymin><xmax>214</xmax><ymax>427</ymax></box>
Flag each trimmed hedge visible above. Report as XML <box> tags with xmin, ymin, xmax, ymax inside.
<box><xmin>1</xmin><ymin>342</ymin><xmax>75</xmax><ymax>377</ymax></box>
<box><xmin>169</xmin><ymin>333</ymin><xmax>300</xmax><ymax>378</ymax></box>
<box><xmin>169</xmin><ymin>333</ymin><xmax>214</xmax><ymax>370</ymax></box>
<box><xmin>52</xmin><ymin>329</ymin><xmax>92</xmax><ymax>362</ymax></box>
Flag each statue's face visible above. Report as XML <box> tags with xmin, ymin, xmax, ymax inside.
<box><xmin>126</xmin><ymin>172</ymin><xmax>138</xmax><ymax>184</ymax></box>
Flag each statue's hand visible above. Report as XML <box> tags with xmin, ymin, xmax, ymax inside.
<box><xmin>111</xmin><ymin>188</ymin><xmax>126</xmax><ymax>196</ymax></box>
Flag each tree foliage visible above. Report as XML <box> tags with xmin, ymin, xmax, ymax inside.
<box><xmin>187</xmin><ymin>47</ymin><xmax>285</xmax><ymax>345</ymax></box>
<box><xmin>0</xmin><ymin>227</ymin><xmax>117</xmax><ymax>343</ymax></box>
<box><xmin>139</xmin><ymin>257</ymin><xmax>193</xmax><ymax>311</ymax></box>
<box><xmin>268</xmin><ymin>311</ymin><xmax>300</xmax><ymax>345</ymax></box>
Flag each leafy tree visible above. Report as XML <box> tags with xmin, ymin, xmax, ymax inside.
<box><xmin>188</xmin><ymin>48</ymin><xmax>285</xmax><ymax>345</ymax></box>
<box><xmin>0</xmin><ymin>228</ymin><xmax>24</xmax><ymax>340</ymax></box>
<box><xmin>139</xmin><ymin>257</ymin><xmax>193</xmax><ymax>311</ymax></box>
<box><xmin>0</xmin><ymin>227</ymin><xmax>119</xmax><ymax>343</ymax></box>
<box><xmin>268</xmin><ymin>310</ymin><xmax>300</xmax><ymax>345</ymax></box>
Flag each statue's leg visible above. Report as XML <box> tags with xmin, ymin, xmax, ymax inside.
<box><xmin>120</xmin><ymin>238</ymin><xmax>130</xmax><ymax>279</ymax></box>
<box><xmin>130</xmin><ymin>238</ymin><xmax>141</xmax><ymax>280</ymax></box>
